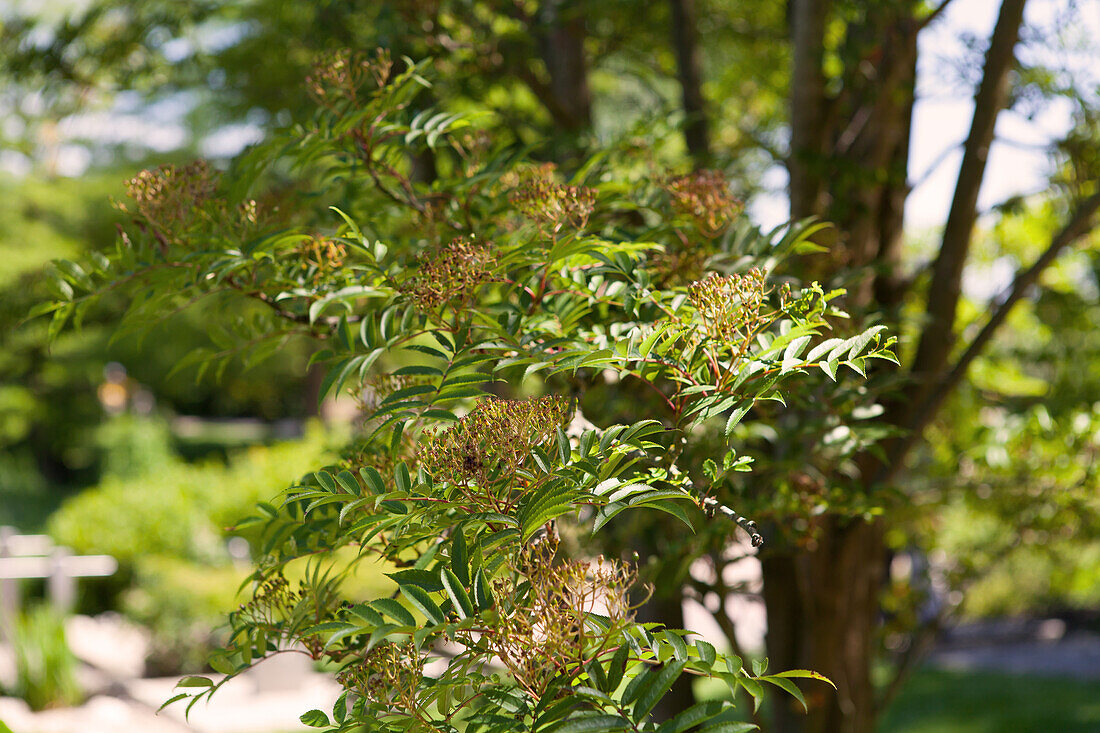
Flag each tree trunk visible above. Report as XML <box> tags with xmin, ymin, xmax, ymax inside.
<box><xmin>762</xmin><ymin>518</ymin><xmax>886</xmax><ymax>733</ymax></box>
<box><xmin>787</xmin><ymin>0</ymin><xmax>831</xmax><ymax>219</ymax></box>
<box><xmin>669</xmin><ymin>0</ymin><xmax>712</xmax><ymax>165</ymax></box>
<box><xmin>538</xmin><ymin>0</ymin><xmax>592</xmax><ymax>134</ymax></box>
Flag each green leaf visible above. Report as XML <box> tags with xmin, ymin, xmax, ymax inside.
<box><xmin>473</xmin><ymin>568</ymin><xmax>494</xmax><ymax>610</ymax></box>
<box><xmin>399</xmin><ymin>583</ymin><xmax>446</xmax><ymax>625</ymax></box>
<box><xmin>698</xmin><ymin>722</ymin><xmax>757</xmax><ymax>733</ymax></box>
<box><xmin>555</xmin><ymin>426</ymin><xmax>571</xmax><ymax>465</ymax></box>
<box><xmin>441</xmin><ymin>567</ymin><xmax>474</xmax><ymax>619</ymax></box>
<box><xmin>387</xmin><ymin>568</ymin><xmax>444</xmax><ymax>593</ymax></box>
<box><xmin>695</xmin><ymin>640</ymin><xmax>716</xmax><ymax>667</ymax></box>
<box><xmin>360</xmin><ymin>466</ymin><xmax>386</xmax><ymax>494</ymax></box>
<box><xmin>633</xmin><ymin>660</ymin><xmax>687</xmax><ymax>721</ymax></box>
<box><xmin>314</xmin><ymin>471</ymin><xmax>337</xmax><ymax>493</ymax></box>
<box><xmin>452</xmin><ymin>530</ymin><xmax>470</xmax><ymax>586</ymax></box>
<box><xmin>395</xmin><ymin>462</ymin><xmax>412</xmax><ymax>492</ymax></box>
<box><xmin>300</xmin><ymin>709</ymin><xmax>330</xmax><ymax>727</ymax></box>
<box><xmin>638</xmin><ymin>498</ymin><xmax>695</xmax><ymax>531</ymax></box>
<box><xmin>656</xmin><ymin>700</ymin><xmax>726</xmax><ymax>733</ymax></box>
<box><xmin>177</xmin><ymin>676</ymin><xmax>214</xmax><ymax>688</ymax></box>
<box><xmin>724</xmin><ymin>403</ymin><xmax>752</xmax><ymax>437</ymax></box>
<box><xmin>335</xmin><ymin>470</ymin><xmax>360</xmax><ymax>495</ymax></box>
<box><xmin>771</xmin><ymin>669</ymin><xmax>835</xmax><ymax>688</ymax></box>
<box><xmin>371</xmin><ymin>598</ymin><xmax>416</xmax><ymax>627</ymax></box>
<box><xmin>553</xmin><ymin>714</ymin><xmax>633</xmax><ymax>732</ymax></box>
<box><xmin>158</xmin><ymin>693</ymin><xmax>189</xmax><ymax>713</ymax></box>
<box><xmin>606</xmin><ymin>645</ymin><xmax>630</xmax><ymax>692</ymax></box>
<box><xmin>662</xmin><ymin>630</ymin><xmax>688</xmax><ymax>661</ymax></box>
<box><xmin>761</xmin><ymin>676</ymin><xmax>808</xmax><ymax>712</ymax></box>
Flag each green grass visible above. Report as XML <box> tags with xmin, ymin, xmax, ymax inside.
<box><xmin>880</xmin><ymin>668</ymin><xmax>1100</xmax><ymax>733</ymax></box>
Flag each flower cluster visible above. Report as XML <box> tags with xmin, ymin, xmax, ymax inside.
<box><xmin>486</xmin><ymin>536</ymin><xmax>641</xmax><ymax>695</ymax></box>
<box><xmin>401</xmin><ymin>236</ymin><xmax>498</xmax><ymax>310</ymax></box>
<box><xmin>296</xmin><ymin>236</ymin><xmax>348</xmax><ymax>283</ymax></box>
<box><xmin>121</xmin><ymin>160</ymin><xmax>219</xmax><ymax>237</ymax></box>
<box><xmin>419</xmin><ymin>396</ymin><xmax>570</xmax><ymax>488</ymax></box>
<box><xmin>337</xmin><ymin>642</ymin><xmax>425</xmax><ymax>712</ymax></box>
<box><xmin>687</xmin><ymin>269</ymin><xmax>768</xmax><ymax>345</ymax></box>
<box><xmin>664</xmin><ymin>170</ymin><xmax>742</xmax><ymax>236</ymax></box>
<box><xmin>510</xmin><ymin>164</ymin><xmax>597</xmax><ymax>235</ymax></box>
<box><xmin>306</xmin><ymin>48</ymin><xmax>392</xmax><ymax>107</ymax></box>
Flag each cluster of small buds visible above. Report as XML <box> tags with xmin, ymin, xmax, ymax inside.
<box><xmin>338</xmin><ymin>642</ymin><xmax>425</xmax><ymax>710</ymax></box>
<box><xmin>663</xmin><ymin>170</ymin><xmax>742</xmax><ymax>236</ymax></box>
<box><xmin>687</xmin><ymin>269</ymin><xmax>768</xmax><ymax>345</ymax></box>
<box><xmin>401</xmin><ymin>236</ymin><xmax>498</xmax><ymax>310</ymax></box>
<box><xmin>419</xmin><ymin>396</ymin><xmax>571</xmax><ymax>488</ymax></box>
<box><xmin>235</xmin><ymin>575</ymin><xmax>294</xmax><ymax>628</ymax></box>
<box><xmin>510</xmin><ymin>164</ymin><xmax>597</xmax><ymax>235</ymax></box>
<box><xmin>355</xmin><ymin>373</ymin><xmax>420</xmax><ymax>413</ymax></box>
<box><xmin>121</xmin><ymin>160</ymin><xmax>219</xmax><ymax>235</ymax></box>
<box><xmin>306</xmin><ymin>48</ymin><xmax>392</xmax><ymax>106</ymax></box>
<box><xmin>295</xmin><ymin>236</ymin><xmax>348</xmax><ymax>284</ymax></box>
<box><xmin>488</xmin><ymin>537</ymin><xmax>640</xmax><ymax>694</ymax></box>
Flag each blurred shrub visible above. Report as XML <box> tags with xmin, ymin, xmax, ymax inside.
<box><xmin>49</xmin><ymin>421</ymin><xmax>332</xmax><ymax>565</ymax></box>
<box><xmin>46</xmin><ymin>422</ymin><xmax>337</xmax><ymax>674</ymax></box>
<box><xmin>0</xmin><ymin>450</ymin><xmax>52</xmax><ymax>530</ymax></box>
<box><xmin>95</xmin><ymin>414</ymin><xmax>177</xmax><ymax>481</ymax></box>
<box><xmin>3</xmin><ymin>604</ymin><xmax>83</xmax><ymax>710</ymax></box>
<box><xmin>121</xmin><ymin>557</ymin><xmax>248</xmax><ymax>676</ymax></box>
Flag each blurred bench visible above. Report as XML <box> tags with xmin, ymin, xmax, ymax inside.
<box><xmin>0</xmin><ymin>526</ymin><xmax>117</xmax><ymax>640</ymax></box>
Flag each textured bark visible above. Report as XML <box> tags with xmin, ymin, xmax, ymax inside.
<box><xmin>669</xmin><ymin>0</ymin><xmax>711</xmax><ymax>165</ymax></box>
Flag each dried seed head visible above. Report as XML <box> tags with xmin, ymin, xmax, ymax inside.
<box><xmin>419</xmin><ymin>396</ymin><xmax>571</xmax><ymax>487</ymax></box>
<box><xmin>307</xmin><ymin>48</ymin><xmax>392</xmax><ymax>106</ymax></box>
<box><xmin>488</xmin><ymin>538</ymin><xmax>640</xmax><ymax>693</ymax></box>
<box><xmin>401</xmin><ymin>236</ymin><xmax>498</xmax><ymax>310</ymax></box>
<box><xmin>338</xmin><ymin>642</ymin><xmax>425</xmax><ymax>710</ymax></box>
<box><xmin>664</xmin><ymin>170</ymin><xmax>742</xmax><ymax>236</ymax></box>
<box><xmin>122</xmin><ymin>160</ymin><xmax>219</xmax><ymax>234</ymax></box>
<box><xmin>510</xmin><ymin>164</ymin><xmax>597</xmax><ymax>234</ymax></box>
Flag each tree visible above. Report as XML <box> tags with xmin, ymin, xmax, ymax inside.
<box><xmin>767</xmin><ymin>1</ymin><xmax>1100</xmax><ymax>730</ymax></box>
<box><xmin>38</xmin><ymin>52</ymin><xmax>904</xmax><ymax>731</ymax></box>
<box><xmin>11</xmin><ymin>1</ymin><xmax>1100</xmax><ymax>730</ymax></box>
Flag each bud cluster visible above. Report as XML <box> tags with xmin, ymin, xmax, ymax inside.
<box><xmin>510</xmin><ymin>164</ymin><xmax>597</xmax><ymax>235</ymax></box>
<box><xmin>338</xmin><ymin>642</ymin><xmax>425</xmax><ymax>712</ymax></box>
<box><xmin>306</xmin><ymin>48</ymin><xmax>393</xmax><ymax>107</ymax></box>
<box><xmin>296</xmin><ymin>236</ymin><xmax>348</xmax><ymax>284</ymax></box>
<box><xmin>401</xmin><ymin>236</ymin><xmax>498</xmax><ymax>310</ymax></box>
<box><xmin>664</xmin><ymin>170</ymin><xmax>742</xmax><ymax>236</ymax></box>
<box><xmin>687</xmin><ymin>269</ymin><xmax>768</xmax><ymax>345</ymax></box>
<box><xmin>419</xmin><ymin>396</ymin><xmax>570</xmax><ymax>489</ymax></box>
<box><xmin>235</xmin><ymin>575</ymin><xmax>295</xmax><ymax>629</ymax></box>
<box><xmin>122</xmin><ymin>160</ymin><xmax>219</xmax><ymax>235</ymax></box>
<box><xmin>488</xmin><ymin>536</ymin><xmax>640</xmax><ymax>694</ymax></box>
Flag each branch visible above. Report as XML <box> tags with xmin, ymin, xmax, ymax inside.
<box><xmin>916</xmin><ymin>0</ymin><xmax>958</xmax><ymax>31</ymax></box>
<box><xmin>909</xmin><ymin>0</ymin><xmax>1027</xmax><ymax>384</ymax></box>
<box><xmin>879</xmin><ymin>189</ymin><xmax>1100</xmax><ymax>485</ymax></box>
